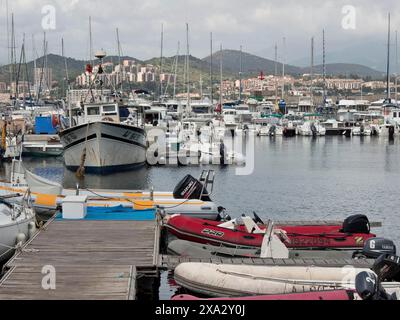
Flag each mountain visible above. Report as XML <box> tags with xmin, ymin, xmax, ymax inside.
<box><xmin>0</xmin><ymin>54</ymin><xmax>142</xmax><ymax>84</ymax></box>
<box><xmin>203</xmin><ymin>50</ymin><xmax>386</xmax><ymax>79</ymax></box>
<box><xmin>0</xmin><ymin>50</ymin><xmax>386</xmax><ymax>86</ymax></box>
<box><xmin>203</xmin><ymin>49</ymin><xmax>303</xmax><ymax>76</ymax></box>
<box><xmin>307</xmin><ymin>63</ymin><xmax>385</xmax><ymax>79</ymax></box>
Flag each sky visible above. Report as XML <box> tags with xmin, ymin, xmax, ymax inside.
<box><xmin>0</xmin><ymin>0</ymin><xmax>399</xmax><ymax>70</ymax></box>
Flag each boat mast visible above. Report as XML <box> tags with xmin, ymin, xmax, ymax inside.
<box><xmin>282</xmin><ymin>37</ymin><xmax>286</xmax><ymax>102</ymax></box>
<box><xmin>386</xmin><ymin>13</ymin><xmax>391</xmax><ymax>101</ymax></box>
<box><xmin>159</xmin><ymin>23</ymin><xmax>164</xmax><ymax>101</ymax></box>
<box><xmin>173</xmin><ymin>41</ymin><xmax>180</xmax><ymax>99</ymax></box>
<box><xmin>274</xmin><ymin>43</ymin><xmax>278</xmax><ymax>105</ymax></box>
<box><xmin>311</xmin><ymin>37</ymin><xmax>314</xmax><ymax>107</ymax></box>
<box><xmin>239</xmin><ymin>45</ymin><xmax>243</xmax><ymax>102</ymax></box>
<box><xmin>323</xmin><ymin>29</ymin><xmax>326</xmax><ymax>103</ymax></box>
<box><xmin>210</xmin><ymin>32</ymin><xmax>213</xmax><ymax>106</ymax></box>
<box><xmin>186</xmin><ymin>23</ymin><xmax>190</xmax><ymax>113</ymax></box>
<box><xmin>219</xmin><ymin>44</ymin><xmax>223</xmax><ymax>108</ymax></box>
<box><xmin>89</xmin><ymin>16</ymin><xmax>94</xmax><ymax>68</ymax></box>
<box><xmin>396</xmin><ymin>30</ymin><xmax>398</xmax><ymax>104</ymax></box>
<box><xmin>116</xmin><ymin>27</ymin><xmax>123</xmax><ymax>95</ymax></box>
<box><xmin>10</xmin><ymin>13</ymin><xmax>16</xmax><ymax>104</ymax></box>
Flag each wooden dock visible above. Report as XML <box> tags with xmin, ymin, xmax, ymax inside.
<box><xmin>0</xmin><ymin>215</ymin><xmax>161</xmax><ymax>300</ymax></box>
<box><xmin>160</xmin><ymin>255</ymin><xmax>375</xmax><ymax>270</ymax></box>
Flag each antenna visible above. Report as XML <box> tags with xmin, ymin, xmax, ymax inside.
<box><xmin>89</xmin><ymin>16</ymin><xmax>93</xmax><ymax>67</ymax></box>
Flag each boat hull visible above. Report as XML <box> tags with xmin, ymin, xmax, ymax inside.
<box><xmin>0</xmin><ymin>215</ymin><xmax>34</xmax><ymax>262</ymax></box>
<box><xmin>172</xmin><ymin>291</ymin><xmax>354</xmax><ymax>300</ymax></box>
<box><xmin>59</xmin><ymin>122</ymin><xmax>147</xmax><ymax>173</ymax></box>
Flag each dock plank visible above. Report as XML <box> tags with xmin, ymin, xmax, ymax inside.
<box><xmin>0</xmin><ymin>219</ymin><xmax>159</xmax><ymax>300</ymax></box>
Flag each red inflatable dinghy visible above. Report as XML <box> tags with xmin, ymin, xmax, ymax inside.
<box><xmin>165</xmin><ymin>214</ymin><xmax>375</xmax><ymax>250</ymax></box>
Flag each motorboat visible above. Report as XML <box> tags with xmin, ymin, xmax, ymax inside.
<box><xmin>167</xmin><ymin>237</ymin><xmax>395</xmax><ymax>260</ymax></box>
<box><xmin>173</xmin><ymin>254</ymin><xmax>400</xmax><ymax>298</ymax></box>
<box><xmin>164</xmin><ymin>213</ymin><xmax>376</xmax><ymax>250</ymax></box>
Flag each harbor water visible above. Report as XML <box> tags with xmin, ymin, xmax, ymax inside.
<box><xmin>1</xmin><ymin>135</ymin><xmax>399</xmax><ymax>299</ymax></box>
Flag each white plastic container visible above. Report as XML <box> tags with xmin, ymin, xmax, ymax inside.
<box><xmin>62</xmin><ymin>195</ymin><xmax>88</xmax><ymax>219</ymax></box>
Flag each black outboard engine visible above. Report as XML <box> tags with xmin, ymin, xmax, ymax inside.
<box><xmin>355</xmin><ymin>271</ymin><xmax>391</xmax><ymax>300</ymax></box>
<box><xmin>341</xmin><ymin>215</ymin><xmax>370</xmax><ymax>234</ymax></box>
<box><xmin>311</xmin><ymin>123</ymin><xmax>317</xmax><ymax>137</ymax></box>
<box><xmin>269</xmin><ymin>125</ymin><xmax>276</xmax><ymax>136</ymax></box>
<box><xmin>173</xmin><ymin>175</ymin><xmax>211</xmax><ymax>201</ymax></box>
<box><xmin>361</xmin><ymin>238</ymin><xmax>397</xmax><ymax>259</ymax></box>
<box><xmin>372</xmin><ymin>254</ymin><xmax>400</xmax><ymax>282</ymax></box>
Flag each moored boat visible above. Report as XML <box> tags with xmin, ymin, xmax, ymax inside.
<box><xmin>165</xmin><ymin>213</ymin><xmax>376</xmax><ymax>250</ymax></box>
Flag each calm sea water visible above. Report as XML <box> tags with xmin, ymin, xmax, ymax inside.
<box><xmin>2</xmin><ymin>135</ymin><xmax>400</xmax><ymax>299</ymax></box>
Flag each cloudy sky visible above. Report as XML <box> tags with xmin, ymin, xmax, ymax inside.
<box><xmin>0</xmin><ymin>0</ymin><xmax>399</xmax><ymax>70</ymax></box>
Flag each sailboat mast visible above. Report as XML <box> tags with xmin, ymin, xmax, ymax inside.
<box><xmin>219</xmin><ymin>44</ymin><xmax>223</xmax><ymax>108</ymax></box>
<box><xmin>173</xmin><ymin>42</ymin><xmax>180</xmax><ymax>99</ymax></box>
<box><xmin>210</xmin><ymin>32</ymin><xmax>213</xmax><ymax>105</ymax></box>
<box><xmin>116</xmin><ymin>28</ymin><xmax>123</xmax><ymax>94</ymax></box>
<box><xmin>10</xmin><ymin>12</ymin><xmax>15</xmax><ymax>102</ymax></box>
<box><xmin>274</xmin><ymin>43</ymin><xmax>278</xmax><ymax>104</ymax></box>
<box><xmin>311</xmin><ymin>37</ymin><xmax>314</xmax><ymax>105</ymax></box>
<box><xmin>159</xmin><ymin>23</ymin><xmax>164</xmax><ymax>100</ymax></box>
<box><xmin>396</xmin><ymin>30</ymin><xmax>398</xmax><ymax>104</ymax></box>
<box><xmin>386</xmin><ymin>13</ymin><xmax>391</xmax><ymax>101</ymax></box>
<box><xmin>282</xmin><ymin>37</ymin><xmax>286</xmax><ymax>101</ymax></box>
<box><xmin>323</xmin><ymin>29</ymin><xmax>327</xmax><ymax>102</ymax></box>
<box><xmin>239</xmin><ymin>45</ymin><xmax>243</xmax><ymax>101</ymax></box>
<box><xmin>186</xmin><ymin>23</ymin><xmax>190</xmax><ymax>111</ymax></box>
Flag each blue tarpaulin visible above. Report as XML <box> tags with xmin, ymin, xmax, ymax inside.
<box><xmin>56</xmin><ymin>205</ymin><xmax>156</xmax><ymax>221</ymax></box>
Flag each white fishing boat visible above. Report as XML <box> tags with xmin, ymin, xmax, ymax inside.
<box><xmin>0</xmin><ymin>199</ymin><xmax>36</xmax><ymax>262</ymax></box>
<box><xmin>60</xmin><ymin>102</ymin><xmax>147</xmax><ymax>174</ymax></box>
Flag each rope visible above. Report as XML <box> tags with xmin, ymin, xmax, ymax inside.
<box><xmin>76</xmin><ymin>123</ymin><xmax>90</xmax><ymax>178</ymax></box>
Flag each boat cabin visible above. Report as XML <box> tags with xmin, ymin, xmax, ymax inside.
<box><xmin>83</xmin><ymin>103</ymin><xmax>120</xmax><ymax>123</ymax></box>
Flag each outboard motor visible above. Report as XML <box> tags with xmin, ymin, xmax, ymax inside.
<box><xmin>310</xmin><ymin>123</ymin><xmax>317</xmax><ymax>138</ymax></box>
<box><xmin>269</xmin><ymin>125</ymin><xmax>276</xmax><ymax>136</ymax></box>
<box><xmin>389</xmin><ymin>126</ymin><xmax>395</xmax><ymax>141</ymax></box>
<box><xmin>341</xmin><ymin>215</ymin><xmax>370</xmax><ymax>234</ymax></box>
<box><xmin>361</xmin><ymin>238</ymin><xmax>396</xmax><ymax>259</ymax></box>
<box><xmin>173</xmin><ymin>175</ymin><xmax>211</xmax><ymax>201</ymax></box>
<box><xmin>355</xmin><ymin>271</ymin><xmax>392</xmax><ymax>300</ymax></box>
<box><xmin>372</xmin><ymin>254</ymin><xmax>400</xmax><ymax>282</ymax></box>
